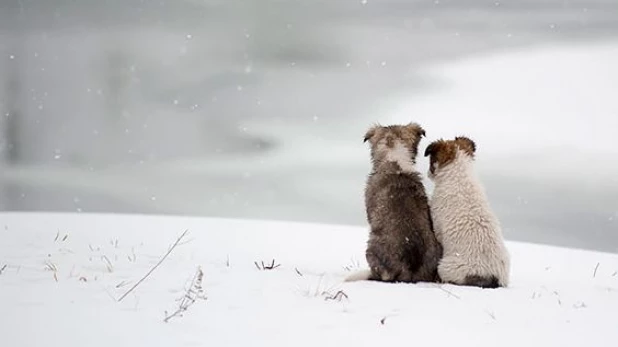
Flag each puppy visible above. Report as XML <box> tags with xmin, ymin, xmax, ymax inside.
<box><xmin>347</xmin><ymin>123</ymin><xmax>442</xmax><ymax>283</ymax></box>
<box><xmin>424</xmin><ymin>136</ymin><xmax>510</xmax><ymax>288</ymax></box>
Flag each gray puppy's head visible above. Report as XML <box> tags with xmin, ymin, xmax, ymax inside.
<box><xmin>363</xmin><ymin>123</ymin><xmax>426</xmax><ymax>170</ymax></box>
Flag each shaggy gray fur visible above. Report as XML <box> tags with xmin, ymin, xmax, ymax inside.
<box><xmin>362</xmin><ymin>123</ymin><xmax>442</xmax><ymax>283</ymax></box>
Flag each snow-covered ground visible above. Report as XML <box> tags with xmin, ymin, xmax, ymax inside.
<box><xmin>0</xmin><ymin>212</ymin><xmax>617</xmax><ymax>346</ymax></box>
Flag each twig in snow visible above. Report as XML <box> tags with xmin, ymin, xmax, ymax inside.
<box><xmin>0</xmin><ymin>264</ymin><xmax>7</xmax><ymax>275</ymax></box>
<box><xmin>295</xmin><ymin>268</ymin><xmax>303</xmax><ymax>277</ymax></box>
<box><xmin>254</xmin><ymin>259</ymin><xmax>280</xmax><ymax>270</ymax></box>
<box><xmin>226</xmin><ymin>255</ymin><xmax>230</xmax><ymax>267</ymax></box>
<box><xmin>593</xmin><ymin>262</ymin><xmax>600</xmax><ymax>278</ymax></box>
<box><xmin>117</xmin><ymin>229</ymin><xmax>189</xmax><ymax>302</ymax></box>
<box><xmin>573</xmin><ymin>301</ymin><xmax>587</xmax><ymax>309</ymax></box>
<box><xmin>163</xmin><ymin>266</ymin><xmax>207</xmax><ymax>323</ymax></box>
<box><xmin>612</xmin><ymin>271</ymin><xmax>617</xmax><ymax>277</ymax></box>
<box><xmin>437</xmin><ymin>285</ymin><xmax>461</xmax><ymax>300</ymax></box>
<box><xmin>324</xmin><ymin>290</ymin><xmax>348</xmax><ymax>302</ymax></box>
<box><xmin>380</xmin><ymin>317</ymin><xmax>387</xmax><ymax>325</ymax></box>
<box><xmin>102</xmin><ymin>255</ymin><xmax>114</xmax><ymax>273</ymax></box>
<box><xmin>485</xmin><ymin>310</ymin><xmax>496</xmax><ymax>321</ymax></box>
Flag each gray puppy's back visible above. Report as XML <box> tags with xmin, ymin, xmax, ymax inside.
<box><xmin>362</xmin><ymin>123</ymin><xmax>442</xmax><ymax>283</ymax></box>
<box><xmin>365</xmin><ymin>165</ymin><xmax>442</xmax><ymax>282</ymax></box>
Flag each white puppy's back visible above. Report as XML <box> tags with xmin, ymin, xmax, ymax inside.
<box><xmin>426</xmin><ymin>140</ymin><xmax>510</xmax><ymax>288</ymax></box>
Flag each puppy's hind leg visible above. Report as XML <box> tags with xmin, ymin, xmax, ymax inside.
<box><xmin>366</xmin><ymin>246</ymin><xmax>399</xmax><ymax>282</ymax></box>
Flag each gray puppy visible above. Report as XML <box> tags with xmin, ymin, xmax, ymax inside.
<box><xmin>346</xmin><ymin>123</ymin><xmax>442</xmax><ymax>283</ymax></box>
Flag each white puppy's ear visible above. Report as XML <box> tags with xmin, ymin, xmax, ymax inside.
<box><xmin>424</xmin><ymin>142</ymin><xmax>438</xmax><ymax>157</ymax></box>
<box><xmin>454</xmin><ymin>136</ymin><xmax>476</xmax><ymax>156</ymax></box>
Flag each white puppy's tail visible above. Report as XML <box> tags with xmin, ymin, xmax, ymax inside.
<box><xmin>344</xmin><ymin>269</ymin><xmax>372</xmax><ymax>282</ymax></box>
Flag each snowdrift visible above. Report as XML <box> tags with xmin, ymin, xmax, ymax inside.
<box><xmin>1</xmin><ymin>212</ymin><xmax>617</xmax><ymax>347</ymax></box>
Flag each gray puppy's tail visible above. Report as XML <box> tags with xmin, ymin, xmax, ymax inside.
<box><xmin>344</xmin><ymin>269</ymin><xmax>372</xmax><ymax>282</ymax></box>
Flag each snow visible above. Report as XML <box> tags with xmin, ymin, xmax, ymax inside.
<box><xmin>1</xmin><ymin>212</ymin><xmax>617</xmax><ymax>346</ymax></box>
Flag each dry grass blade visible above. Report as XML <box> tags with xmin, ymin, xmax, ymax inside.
<box><xmin>254</xmin><ymin>259</ymin><xmax>281</xmax><ymax>270</ymax></box>
<box><xmin>164</xmin><ymin>266</ymin><xmax>207</xmax><ymax>323</ymax></box>
<box><xmin>0</xmin><ymin>264</ymin><xmax>7</xmax><ymax>275</ymax></box>
<box><xmin>44</xmin><ymin>260</ymin><xmax>59</xmax><ymax>282</ymax></box>
<box><xmin>44</xmin><ymin>260</ymin><xmax>58</xmax><ymax>272</ymax></box>
<box><xmin>593</xmin><ymin>262</ymin><xmax>600</xmax><ymax>278</ymax></box>
<box><xmin>102</xmin><ymin>255</ymin><xmax>114</xmax><ymax>273</ymax></box>
<box><xmin>117</xmin><ymin>229</ymin><xmax>189</xmax><ymax>302</ymax></box>
<box><xmin>437</xmin><ymin>285</ymin><xmax>461</xmax><ymax>300</ymax></box>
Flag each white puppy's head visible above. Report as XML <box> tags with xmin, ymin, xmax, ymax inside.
<box><xmin>424</xmin><ymin>136</ymin><xmax>476</xmax><ymax>180</ymax></box>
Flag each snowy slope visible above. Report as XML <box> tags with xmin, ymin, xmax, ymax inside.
<box><xmin>1</xmin><ymin>212</ymin><xmax>617</xmax><ymax>347</ymax></box>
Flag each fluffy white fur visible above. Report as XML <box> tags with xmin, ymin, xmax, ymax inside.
<box><xmin>385</xmin><ymin>140</ymin><xmax>415</xmax><ymax>173</ymax></box>
<box><xmin>428</xmin><ymin>149</ymin><xmax>510</xmax><ymax>287</ymax></box>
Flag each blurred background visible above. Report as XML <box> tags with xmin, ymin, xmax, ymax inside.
<box><xmin>0</xmin><ymin>0</ymin><xmax>617</xmax><ymax>253</ymax></box>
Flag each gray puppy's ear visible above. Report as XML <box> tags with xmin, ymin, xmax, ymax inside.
<box><xmin>363</xmin><ymin>125</ymin><xmax>379</xmax><ymax>143</ymax></box>
<box><xmin>406</xmin><ymin>122</ymin><xmax>426</xmax><ymax>138</ymax></box>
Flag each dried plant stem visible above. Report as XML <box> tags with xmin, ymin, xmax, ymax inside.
<box><xmin>118</xmin><ymin>229</ymin><xmax>189</xmax><ymax>302</ymax></box>
<box><xmin>164</xmin><ymin>266</ymin><xmax>206</xmax><ymax>323</ymax></box>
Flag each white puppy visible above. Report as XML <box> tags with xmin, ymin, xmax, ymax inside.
<box><xmin>424</xmin><ymin>136</ymin><xmax>510</xmax><ymax>288</ymax></box>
